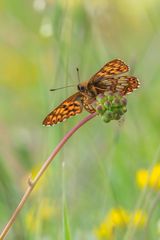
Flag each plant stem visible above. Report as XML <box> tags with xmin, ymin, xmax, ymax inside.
<box><xmin>0</xmin><ymin>113</ymin><xmax>97</xmax><ymax>240</ymax></box>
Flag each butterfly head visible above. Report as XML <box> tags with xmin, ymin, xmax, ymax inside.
<box><xmin>77</xmin><ymin>83</ymin><xmax>87</xmax><ymax>93</ymax></box>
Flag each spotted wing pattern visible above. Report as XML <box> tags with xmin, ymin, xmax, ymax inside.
<box><xmin>95</xmin><ymin>76</ymin><xmax>139</xmax><ymax>96</ymax></box>
<box><xmin>43</xmin><ymin>92</ymin><xmax>83</xmax><ymax>126</ymax></box>
<box><xmin>80</xmin><ymin>95</ymin><xmax>96</xmax><ymax>113</ymax></box>
<box><xmin>83</xmin><ymin>101</ymin><xmax>96</xmax><ymax>113</ymax></box>
<box><xmin>90</xmin><ymin>59</ymin><xmax>129</xmax><ymax>84</ymax></box>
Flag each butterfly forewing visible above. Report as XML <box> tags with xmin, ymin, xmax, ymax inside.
<box><xmin>90</xmin><ymin>59</ymin><xmax>129</xmax><ymax>84</ymax></box>
<box><xmin>43</xmin><ymin>92</ymin><xmax>83</xmax><ymax>126</ymax></box>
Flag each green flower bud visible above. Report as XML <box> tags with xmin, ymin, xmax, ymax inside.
<box><xmin>95</xmin><ymin>92</ymin><xmax>128</xmax><ymax>123</ymax></box>
<box><xmin>96</xmin><ymin>93</ymin><xmax>105</xmax><ymax>103</ymax></box>
<box><xmin>112</xmin><ymin>98</ymin><xmax>121</xmax><ymax>107</ymax></box>
<box><xmin>113</xmin><ymin>112</ymin><xmax>122</xmax><ymax>120</ymax></box>
<box><xmin>96</xmin><ymin>104</ymin><xmax>105</xmax><ymax>114</ymax></box>
<box><xmin>101</xmin><ymin>114</ymin><xmax>111</xmax><ymax>123</ymax></box>
<box><xmin>107</xmin><ymin>95</ymin><xmax>114</xmax><ymax>102</ymax></box>
<box><xmin>104</xmin><ymin>100</ymin><xmax>111</xmax><ymax>109</ymax></box>
<box><xmin>120</xmin><ymin>97</ymin><xmax>127</xmax><ymax>106</ymax></box>
<box><xmin>122</xmin><ymin>106</ymin><xmax>127</xmax><ymax>113</ymax></box>
<box><xmin>104</xmin><ymin>110</ymin><xmax>113</xmax><ymax>119</ymax></box>
<box><xmin>117</xmin><ymin>108</ymin><xmax>125</xmax><ymax>116</ymax></box>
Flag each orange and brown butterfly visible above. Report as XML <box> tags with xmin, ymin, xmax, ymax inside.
<box><xmin>43</xmin><ymin>59</ymin><xmax>140</xmax><ymax>126</ymax></box>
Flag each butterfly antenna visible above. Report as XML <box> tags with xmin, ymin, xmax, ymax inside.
<box><xmin>50</xmin><ymin>84</ymin><xmax>76</xmax><ymax>91</ymax></box>
<box><xmin>76</xmin><ymin>67</ymin><xmax>80</xmax><ymax>84</ymax></box>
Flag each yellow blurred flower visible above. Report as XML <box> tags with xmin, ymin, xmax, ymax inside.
<box><xmin>131</xmin><ymin>210</ymin><xmax>147</xmax><ymax>227</ymax></box>
<box><xmin>95</xmin><ymin>222</ymin><xmax>113</xmax><ymax>239</ymax></box>
<box><xmin>95</xmin><ymin>208</ymin><xmax>147</xmax><ymax>239</ymax></box>
<box><xmin>107</xmin><ymin>208</ymin><xmax>130</xmax><ymax>227</ymax></box>
<box><xmin>60</xmin><ymin>0</ymin><xmax>81</xmax><ymax>8</ymax></box>
<box><xmin>30</xmin><ymin>164</ymin><xmax>47</xmax><ymax>192</ymax></box>
<box><xmin>136</xmin><ymin>169</ymin><xmax>149</xmax><ymax>188</ymax></box>
<box><xmin>136</xmin><ymin>164</ymin><xmax>160</xmax><ymax>190</ymax></box>
<box><xmin>22</xmin><ymin>164</ymin><xmax>51</xmax><ymax>194</ymax></box>
<box><xmin>95</xmin><ymin>208</ymin><xmax>130</xmax><ymax>239</ymax></box>
<box><xmin>39</xmin><ymin>198</ymin><xmax>54</xmax><ymax>220</ymax></box>
<box><xmin>1</xmin><ymin>46</ymin><xmax>38</xmax><ymax>88</ymax></box>
<box><xmin>25</xmin><ymin>198</ymin><xmax>55</xmax><ymax>232</ymax></box>
<box><xmin>150</xmin><ymin>164</ymin><xmax>160</xmax><ymax>189</ymax></box>
<box><xmin>25</xmin><ymin>208</ymin><xmax>38</xmax><ymax>232</ymax></box>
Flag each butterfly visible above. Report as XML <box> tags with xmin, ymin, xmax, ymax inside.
<box><xmin>43</xmin><ymin>59</ymin><xmax>140</xmax><ymax>126</ymax></box>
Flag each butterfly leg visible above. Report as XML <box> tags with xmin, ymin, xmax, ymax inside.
<box><xmin>83</xmin><ymin>97</ymin><xmax>96</xmax><ymax>113</ymax></box>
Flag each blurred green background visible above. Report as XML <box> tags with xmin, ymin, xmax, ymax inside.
<box><xmin>1</xmin><ymin>0</ymin><xmax>160</xmax><ymax>239</ymax></box>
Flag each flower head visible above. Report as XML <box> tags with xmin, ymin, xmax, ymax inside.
<box><xmin>131</xmin><ymin>210</ymin><xmax>147</xmax><ymax>227</ymax></box>
<box><xmin>94</xmin><ymin>208</ymin><xmax>130</xmax><ymax>239</ymax></box>
<box><xmin>95</xmin><ymin>207</ymin><xmax>147</xmax><ymax>239</ymax></box>
<box><xmin>95</xmin><ymin>93</ymin><xmax>127</xmax><ymax>123</ymax></box>
<box><xmin>25</xmin><ymin>198</ymin><xmax>55</xmax><ymax>232</ymax></box>
<box><xmin>136</xmin><ymin>164</ymin><xmax>160</xmax><ymax>190</ymax></box>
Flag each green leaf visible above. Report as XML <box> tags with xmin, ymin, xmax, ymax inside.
<box><xmin>63</xmin><ymin>202</ymin><xmax>71</xmax><ymax>240</ymax></box>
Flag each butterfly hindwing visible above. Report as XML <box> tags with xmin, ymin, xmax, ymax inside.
<box><xmin>116</xmin><ymin>76</ymin><xmax>139</xmax><ymax>95</ymax></box>
<box><xmin>94</xmin><ymin>75</ymin><xmax>139</xmax><ymax>95</ymax></box>
<box><xmin>83</xmin><ymin>101</ymin><xmax>96</xmax><ymax>113</ymax></box>
<box><xmin>43</xmin><ymin>92</ymin><xmax>83</xmax><ymax>126</ymax></box>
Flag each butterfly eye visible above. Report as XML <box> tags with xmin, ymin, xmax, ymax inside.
<box><xmin>78</xmin><ymin>84</ymin><xmax>85</xmax><ymax>92</ymax></box>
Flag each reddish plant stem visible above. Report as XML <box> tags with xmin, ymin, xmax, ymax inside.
<box><xmin>0</xmin><ymin>113</ymin><xmax>97</xmax><ymax>240</ymax></box>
